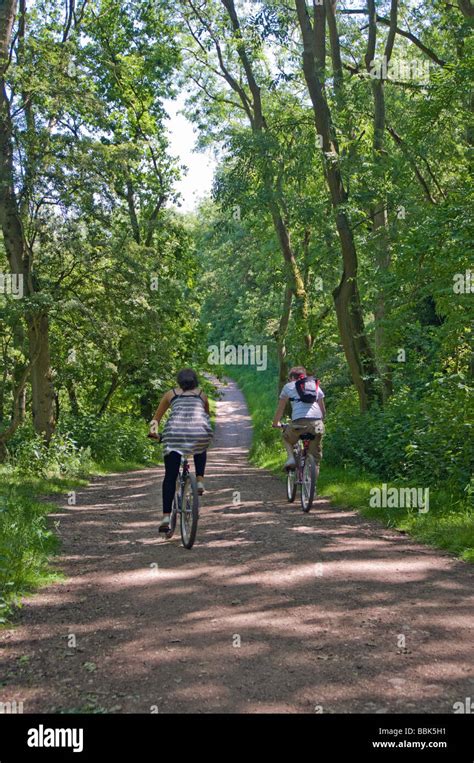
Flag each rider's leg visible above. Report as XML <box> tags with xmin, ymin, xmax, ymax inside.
<box><xmin>308</xmin><ymin>425</ymin><xmax>324</xmax><ymax>480</ymax></box>
<box><xmin>161</xmin><ymin>451</ymin><xmax>181</xmax><ymax>528</ymax></box>
<box><xmin>282</xmin><ymin>425</ymin><xmax>298</xmax><ymax>469</ymax></box>
<box><xmin>194</xmin><ymin>451</ymin><xmax>206</xmax><ymax>478</ymax></box>
<box><xmin>194</xmin><ymin>451</ymin><xmax>207</xmax><ymax>495</ymax></box>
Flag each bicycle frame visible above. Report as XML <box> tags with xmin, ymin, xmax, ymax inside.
<box><xmin>166</xmin><ymin>455</ymin><xmax>200</xmax><ymax>548</ymax></box>
<box><xmin>294</xmin><ymin>437</ymin><xmax>311</xmax><ymax>484</ymax></box>
<box><xmin>282</xmin><ymin>423</ymin><xmax>312</xmax><ymax>483</ymax></box>
<box><xmin>180</xmin><ymin>458</ymin><xmax>190</xmax><ymax>486</ymax></box>
<box><xmin>282</xmin><ymin>422</ymin><xmax>318</xmax><ymax>512</ymax></box>
<box><xmin>149</xmin><ymin>432</ymin><xmax>200</xmax><ymax>548</ymax></box>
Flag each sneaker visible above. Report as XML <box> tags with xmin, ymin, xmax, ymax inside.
<box><xmin>284</xmin><ymin>457</ymin><xmax>296</xmax><ymax>471</ymax></box>
<box><xmin>197</xmin><ymin>481</ymin><xmax>205</xmax><ymax>496</ymax></box>
<box><xmin>159</xmin><ymin>515</ymin><xmax>171</xmax><ymax>532</ymax></box>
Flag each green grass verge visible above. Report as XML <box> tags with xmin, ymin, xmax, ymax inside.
<box><xmin>0</xmin><ymin>472</ymin><xmax>73</xmax><ymax>625</ymax></box>
<box><xmin>230</xmin><ymin>367</ymin><xmax>473</xmax><ymax>564</ymax></box>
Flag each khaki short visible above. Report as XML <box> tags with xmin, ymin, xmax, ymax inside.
<box><xmin>283</xmin><ymin>418</ymin><xmax>325</xmax><ymax>463</ymax></box>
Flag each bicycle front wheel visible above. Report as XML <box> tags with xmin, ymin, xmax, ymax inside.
<box><xmin>167</xmin><ymin>492</ymin><xmax>179</xmax><ymax>537</ymax></box>
<box><xmin>301</xmin><ymin>454</ymin><xmax>316</xmax><ymax>512</ymax></box>
<box><xmin>180</xmin><ymin>473</ymin><xmax>199</xmax><ymax>549</ymax></box>
<box><xmin>287</xmin><ymin>468</ymin><xmax>297</xmax><ymax>502</ymax></box>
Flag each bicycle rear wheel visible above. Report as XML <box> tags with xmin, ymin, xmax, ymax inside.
<box><xmin>301</xmin><ymin>454</ymin><xmax>316</xmax><ymax>512</ymax></box>
<box><xmin>180</xmin><ymin>473</ymin><xmax>199</xmax><ymax>549</ymax></box>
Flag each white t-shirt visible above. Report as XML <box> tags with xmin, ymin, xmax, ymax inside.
<box><xmin>280</xmin><ymin>379</ymin><xmax>325</xmax><ymax>420</ymax></box>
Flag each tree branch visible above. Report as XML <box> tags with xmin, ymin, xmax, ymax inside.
<box><xmin>386</xmin><ymin>125</ymin><xmax>437</xmax><ymax>203</ymax></box>
<box><xmin>376</xmin><ymin>15</ymin><xmax>446</xmax><ymax>66</ymax></box>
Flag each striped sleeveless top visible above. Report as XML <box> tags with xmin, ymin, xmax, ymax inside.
<box><xmin>161</xmin><ymin>389</ymin><xmax>213</xmax><ymax>457</ymax></box>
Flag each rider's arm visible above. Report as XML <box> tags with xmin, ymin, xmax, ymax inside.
<box><xmin>201</xmin><ymin>391</ymin><xmax>210</xmax><ymax>415</ymax></box>
<box><xmin>272</xmin><ymin>397</ymin><xmax>288</xmax><ymax>427</ymax></box>
<box><xmin>150</xmin><ymin>390</ymin><xmax>173</xmax><ymax>429</ymax></box>
<box><xmin>319</xmin><ymin>399</ymin><xmax>326</xmax><ymax>420</ymax></box>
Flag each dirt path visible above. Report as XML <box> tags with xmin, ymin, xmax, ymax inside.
<box><xmin>0</xmin><ymin>379</ymin><xmax>473</xmax><ymax>714</ymax></box>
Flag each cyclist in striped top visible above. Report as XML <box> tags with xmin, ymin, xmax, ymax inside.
<box><xmin>149</xmin><ymin>369</ymin><xmax>213</xmax><ymax>532</ymax></box>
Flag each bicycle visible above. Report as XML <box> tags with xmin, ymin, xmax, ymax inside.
<box><xmin>281</xmin><ymin>423</ymin><xmax>318</xmax><ymax>512</ymax></box>
<box><xmin>148</xmin><ymin>433</ymin><xmax>199</xmax><ymax>549</ymax></box>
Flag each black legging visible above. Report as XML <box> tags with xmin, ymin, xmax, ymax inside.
<box><xmin>162</xmin><ymin>451</ymin><xmax>207</xmax><ymax>514</ymax></box>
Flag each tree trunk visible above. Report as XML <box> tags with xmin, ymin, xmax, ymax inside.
<box><xmin>313</xmin><ymin>0</ymin><xmax>326</xmax><ymax>79</ymax></box>
<box><xmin>266</xmin><ymin>189</ymin><xmax>312</xmax><ymax>351</ymax></box>
<box><xmin>27</xmin><ymin>313</ymin><xmax>56</xmax><ymax>440</ymax></box>
<box><xmin>295</xmin><ymin>0</ymin><xmax>381</xmax><ymax>410</ymax></box>
<box><xmin>372</xmin><ymin>201</ymin><xmax>393</xmax><ymax>402</ymax></box>
<box><xmin>67</xmin><ymin>380</ymin><xmax>80</xmax><ymax>417</ymax></box>
<box><xmin>458</xmin><ymin>0</ymin><xmax>474</xmax><ymax>19</ymax></box>
<box><xmin>0</xmin><ymin>2</ymin><xmax>57</xmax><ymax>441</ymax></box>
<box><xmin>219</xmin><ymin>0</ymin><xmax>313</xmax><ymax>356</ymax></box>
<box><xmin>11</xmin><ymin>358</ymin><xmax>27</xmax><ymax>424</ymax></box>
<box><xmin>332</xmin><ymin>221</ymin><xmax>381</xmax><ymax>411</ymax></box>
<box><xmin>365</xmin><ymin>0</ymin><xmax>397</xmax><ymax>403</ymax></box>
<box><xmin>0</xmin><ymin>359</ymin><xmax>33</xmax><ymax>462</ymax></box>
<box><xmin>275</xmin><ymin>283</ymin><xmax>293</xmax><ymax>392</ymax></box>
<box><xmin>0</xmin><ymin>352</ymin><xmax>7</xmax><ymax>422</ymax></box>
<box><xmin>139</xmin><ymin>393</ymin><xmax>153</xmax><ymax>421</ymax></box>
<box><xmin>97</xmin><ymin>373</ymin><xmax>119</xmax><ymax>417</ymax></box>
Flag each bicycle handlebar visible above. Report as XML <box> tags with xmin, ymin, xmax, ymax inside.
<box><xmin>274</xmin><ymin>422</ymin><xmax>323</xmax><ymax>430</ymax></box>
<box><xmin>147</xmin><ymin>432</ymin><xmax>163</xmax><ymax>442</ymax></box>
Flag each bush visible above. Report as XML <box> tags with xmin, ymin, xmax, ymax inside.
<box><xmin>325</xmin><ymin>373</ymin><xmax>472</xmax><ymax>498</ymax></box>
<box><xmin>58</xmin><ymin>413</ymin><xmax>157</xmax><ymax>465</ymax></box>
<box><xmin>9</xmin><ymin>430</ymin><xmax>93</xmax><ymax>478</ymax></box>
<box><xmin>5</xmin><ymin>413</ymin><xmax>157</xmax><ymax>476</ymax></box>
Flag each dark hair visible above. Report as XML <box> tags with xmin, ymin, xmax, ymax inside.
<box><xmin>288</xmin><ymin>365</ymin><xmax>307</xmax><ymax>380</ymax></box>
<box><xmin>177</xmin><ymin>368</ymin><xmax>199</xmax><ymax>391</ymax></box>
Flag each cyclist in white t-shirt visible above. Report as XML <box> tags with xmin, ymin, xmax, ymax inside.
<box><xmin>272</xmin><ymin>365</ymin><xmax>326</xmax><ymax>470</ymax></box>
